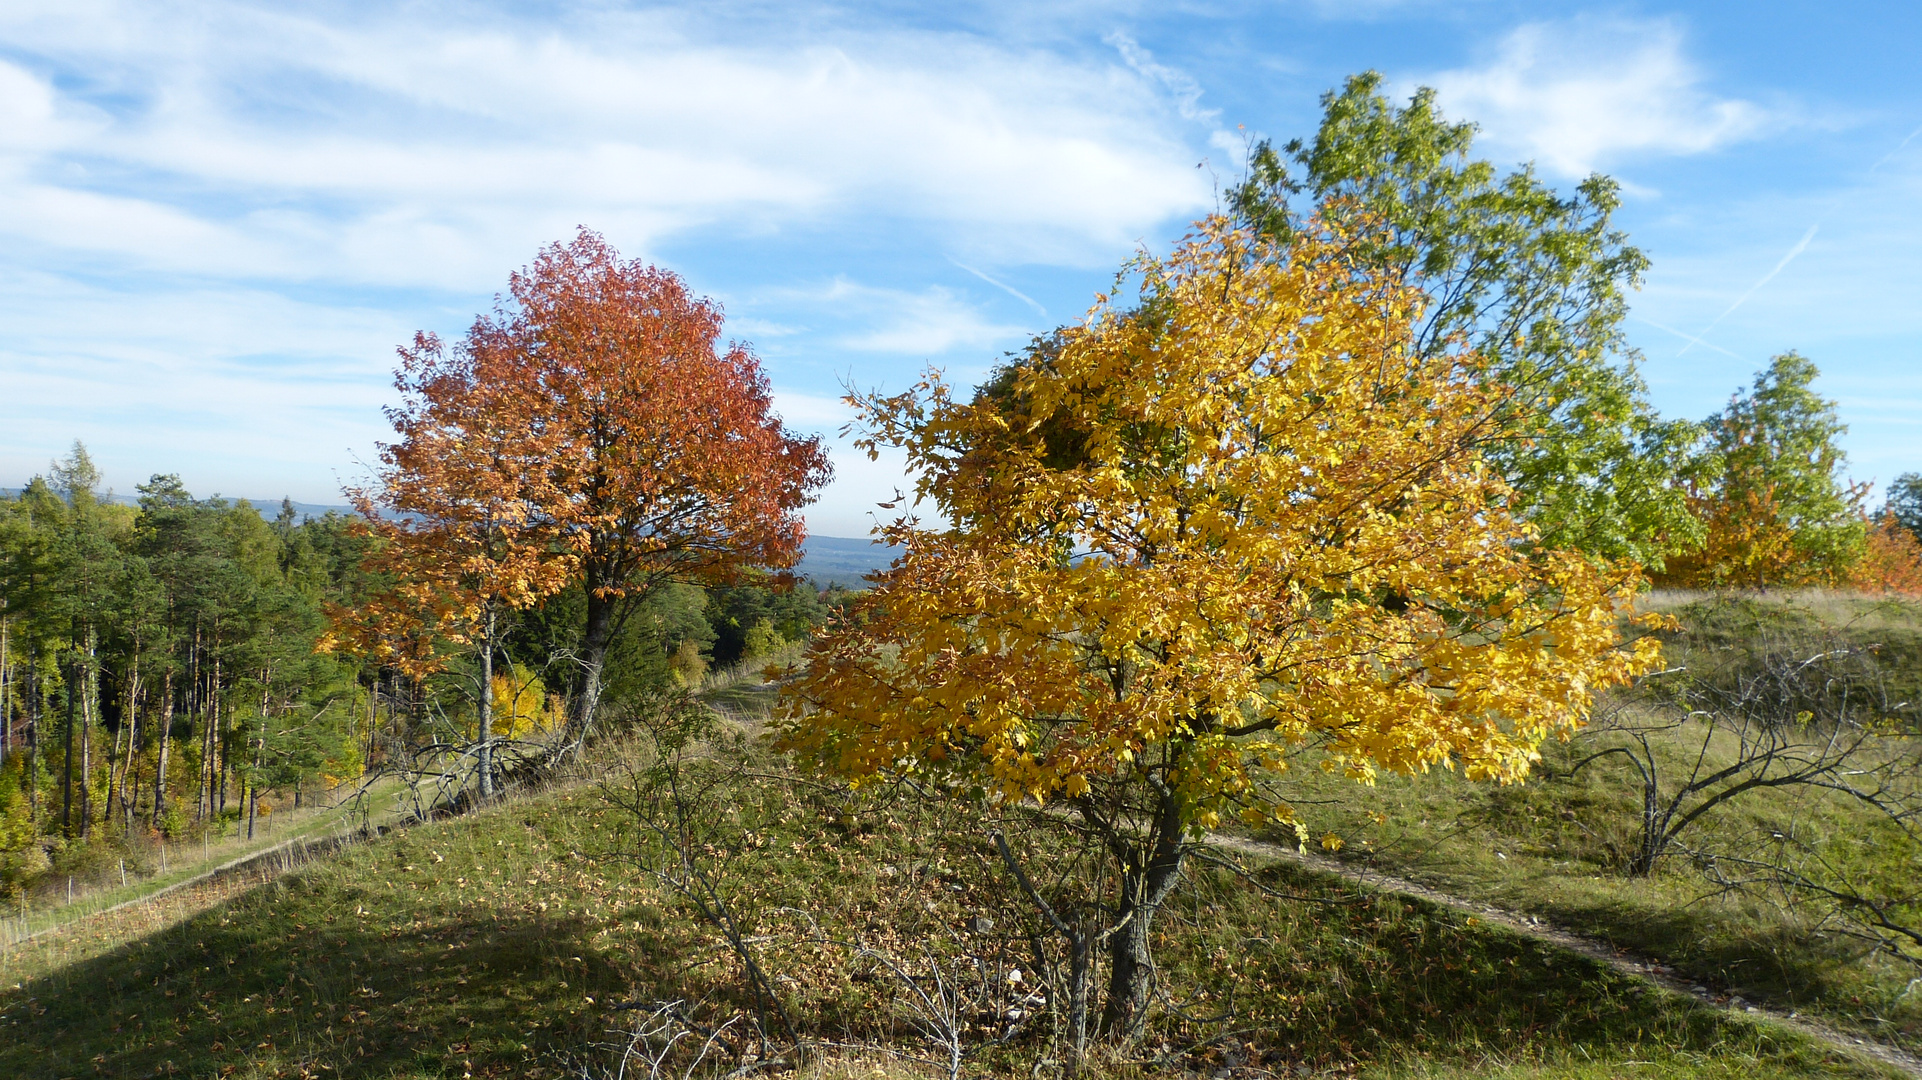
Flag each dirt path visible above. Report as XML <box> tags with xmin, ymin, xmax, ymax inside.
<box><xmin>1210</xmin><ymin>833</ymin><xmax>1922</xmax><ymax>1079</ymax></box>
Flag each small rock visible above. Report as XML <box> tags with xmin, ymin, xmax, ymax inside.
<box><xmin>968</xmin><ymin>915</ymin><xmax>995</xmax><ymax>935</ymax></box>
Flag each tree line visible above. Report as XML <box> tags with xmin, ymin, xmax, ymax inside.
<box><xmin>0</xmin><ymin>456</ymin><xmax>368</xmax><ymax>886</ymax></box>
<box><xmin>0</xmin><ymin>437</ymin><xmax>842</xmax><ymax>897</ymax></box>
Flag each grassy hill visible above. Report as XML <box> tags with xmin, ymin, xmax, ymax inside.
<box><xmin>2</xmin><ymin>708</ymin><xmax>1901</xmax><ymax>1079</ymax></box>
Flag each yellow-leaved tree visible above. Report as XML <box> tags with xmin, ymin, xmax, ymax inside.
<box><xmin>778</xmin><ymin>217</ymin><xmax>1663</xmax><ymax>1041</ymax></box>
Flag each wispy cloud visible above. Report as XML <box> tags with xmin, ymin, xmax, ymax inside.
<box><xmin>950</xmin><ymin>260</ymin><xmax>1047</xmax><ymax>317</ymax></box>
<box><xmin>0</xmin><ymin>2</ymin><xmax>1214</xmax><ymax>290</ymax></box>
<box><xmin>810</xmin><ymin>279</ymin><xmax>1028</xmax><ymax>356</ymax></box>
<box><xmin>1426</xmin><ymin>17</ymin><xmax>1773</xmax><ymax>177</ymax></box>
<box><xmin>1105</xmin><ymin>31</ymin><xmax>1216</xmax><ymax>124</ymax></box>
<box><xmin>1632</xmin><ymin>315</ymin><xmax>1746</xmax><ymax>363</ymax></box>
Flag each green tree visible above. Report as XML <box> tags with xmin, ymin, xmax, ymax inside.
<box><xmin>1885</xmin><ymin>472</ymin><xmax>1922</xmax><ymax>543</ymax></box>
<box><xmin>1661</xmin><ymin>353</ymin><xmax>1867</xmax><ymax>589</ymax></box>
<box><xmin>40</xmin><ymin>444</ymin><xmax>129</xmax><ymax>838</ymax></box>
<box><xmin>1230</xmin><ymin>72</ymin><xmax>1701</xmax><ymax>568</ymax></box>
<box><xmin>132</xmin><ymin>475</ymin><xmax>222</xmax><ymax>830</ymax></box>
<box><xmin>706</xmin><ymin>580</ymin><xmax>831</xmax><ymax>664</ymax></box>
<box><xmin>0</xmin><ymin>485</ymin><xmax>61</xmax><ymax>837</ymax></box>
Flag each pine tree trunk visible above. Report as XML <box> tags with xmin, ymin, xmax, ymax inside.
<box><xmin>118</xmin><ymin>655</ymin><xmax>142</xmax><ymax>837</ymax></box>
<box><xmin>152</xmin><ymin>670</ymin><xmax>173</xmax><ymax>832</ymax></box>
<box><xmin>217</xmin><ymin>705</ymin><xmax>228</xmax><ymax>819</ymax></box>
<box><xmin>203</xmin><ymin>654</ymin><xmax>221</xmax><ymax>822</ymax></box>
<box><xmin>106</xmin><ymin>689</ymin><xmax>124</xmax><ymax>837</ymax></box>
<box><xmin>80</xmin><ymin>627</ymin><xmax>96</xmax><ymax>838</ymax></box>
<box><xmin>26</xmin><ymin>650</ymin><xmax>40</xmax><ymax>824</ymax></box>
<box><xmin>0</xmin><ymin>617</ymin><xmax>10</xmax><ymax>765</ymax></box>
<box><xmin>62</xmin><ymin>661</ymin><xmax>76</xmax><ymax>838</ymax></box>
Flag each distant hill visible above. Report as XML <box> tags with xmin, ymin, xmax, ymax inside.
<box><xmin>794</xmin><ymin>534</ymin><xmax>900</xmax><ymax>589</ymax></box>
<box><xmin>1</xmin><ymin>488</ymin><xmax>353</xmax><ymax>521</ymax></box>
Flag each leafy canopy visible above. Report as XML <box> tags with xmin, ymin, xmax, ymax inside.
<box><xmin>325</xmin><ymin>327</ymin><xmax>578</xmax><ymax>681</ymax></box>
<box><xmin>327</xmin><ymin>229</ymin><xmax>832</xmax><ymax>736</ymax></box>
<box><xmin>1661</xmin><ymin>352</ymin><xmax>1868</xmax><ymax>589</ymax></box>
<box><xmin>781</xmin><ymin>216</ymin><xmax>1663</xmax><ymax>834</ymax></box>
<box><xmin>1231</xmin><ymin>72</ymin><xmax>1700</xmax><ymax>568</ymax></box>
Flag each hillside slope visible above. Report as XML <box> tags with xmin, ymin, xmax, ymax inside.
<box><xmin>2</xmin><ymin>731</ymin><xmax>1901</xmax><ymax>1080</ymax></box>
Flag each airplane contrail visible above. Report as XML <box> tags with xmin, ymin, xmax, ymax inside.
<box><xmin>1678</xmin><ymin>223</ymin><xmax>1818</xmax><ymax>357</ymax></box>
<box><xmin>1676</xmin><ymin>117</ymin><xmax>1921</xmax><ymax>360</ymax></box>
<box><xmin>1867</xmin><ymin>122</ymin><xmax>1922</xmax><ymax>175</ymax></box>
<box><xmin>1635</xmin><ymin>316</ymin><xmax>1744</xmax><ymax>361</ymax></box>
<box><xmin>950</xmin><ymin>259</ymin><xmax>1048</xmax><ymax>318</ymax></box>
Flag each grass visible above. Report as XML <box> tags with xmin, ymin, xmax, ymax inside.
<box><xmin>0</xmin><ymin>718</ymin><xmax>1901</xmax><ymax>1080</ymax></box>
<box><xmin>1</xmin><ymin>775</ymin><xmax>408</xmax><ymax>950</ymax></box>
<box><xmin>1257</xmin><ymin>592</ymin><xmax>1922</xmax><ymax>1056</ymax></box>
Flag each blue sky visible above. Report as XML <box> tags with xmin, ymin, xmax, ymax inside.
<box><xmin>1</xmin><ymin>0</ymin><xmax>1917</xmax><ymax>536</ymax></box>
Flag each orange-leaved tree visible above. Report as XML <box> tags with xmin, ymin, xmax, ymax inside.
<box><xmin>502</xmin><ymin>231</ymin><xmax>829</xmax><ymax>739</ymax></box>
<box><xmin>327</xmin><ymin>331</ymin><xmax>577</xmax><ymax>796</ymax></box>
<box><xmin>1849</xmin><ymin>515</ymin><xmax>1922</xmax><ymax>597</ymax></box>
<box><xmin>338</xmin><ymin>229</ymin><xmax>830</xmax><ymax>748</ymax></box>
<box><xmin>778</xmin><ymin>216</ymin><xmax>1664</xmax><ymax>1041</ymax></box>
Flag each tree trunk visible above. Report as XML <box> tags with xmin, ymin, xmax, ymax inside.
<box><xmin>152</xmin><ymin>670</ymin><xmax>174</xmax><ymax>832</ymax></box>
<box><xmin>204</xmin><ymin>653</ymin><xmax>222</xmax><ymax>822</ymax></box>
<box><xmin>26</xmin><ymin>650</ymin><xmax>40</xmax><ymax>823</ymax></box>
<box><xmin>217</xmin><ymin>704</ymin><xmax>228</xmax><ymax>818</ymax></box>
<box><xmin>118</xmin><ymin>655</ymin><xmax>142</xmax><ymax>837</ymax></box>
<box><xmin>1628</xmin><ymin>765</ymin><xmax>1666</xmax><ymax>877</ymax></box>
<box><xmin>365</xmin><ymin>671</ymin><xmax>381</xmax><ymax>773</ymax></box>
<box><xmin>106</xmin><ymin>685</ymin><xmax>124</xmax><ymax>837</ymax></box>
<box><xmin>477</xmin><ymin>606</ymin><xmax>495</xmax><ymax>799</ymax></box>
<box><xmin>570</xmin><ymin>585</ymin><xmax>617</xmax><ymax>747</ymax></box>
<box><xmin>1067</xmin><ymin>915</ymin><xmax>1093</xmax><ymax>1070</ymax></box>
<box><xmin>62</xmin><ymin>662</ymin><xmax>76</xmax><ymax>837</ymax></box>
<box><xmin>80</xmin><ymin>627</ymin><xmax>97</xmax><ymax>837</ymax></box>
<box><xmin>0</xmin><ymin>617</ymin><xmax>10</xmax><ymax>765</ymax></box>
<box><xmin>1098</xmin><ymin>797</ymin><xmax>1189</xmax><ymax>1040</ymax></box>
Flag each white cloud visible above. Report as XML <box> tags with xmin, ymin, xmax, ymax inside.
<box><xmin>1105</xmin><ymin>31</ymin><xmax>1216</xmax><ymax>124</ymax></box>
<box><xmin>770</xmin><ymin>390</ymin><xmax>857</xmax><ymax>431</ymax></box>
<box><xmin>0</xmin><ymin>0</ymin><xmax>1212</xmax><ymax>518</ymax></box>
<box><xmin>0</xmin><ymin>269</ymin><xmax>414</xmax><ymax>497</ymax></box>
<box><xmin>793</xmin><ymin>278</ymin><xmax>1028</xmax><ymax>356</ymax></box>
<box><xmin>0</xmin><ymin>1</ymin><xmax>1213</xmax><ymax>288</ymax></box>
<box><xmin>1426</xmin><ymin>17</ymin><xmax>1772</xmax><ymax>177</ymax></box>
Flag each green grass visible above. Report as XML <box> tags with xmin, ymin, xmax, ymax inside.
<box><xmin>1</xmin><ymin>776</ymin><xmax>410</xmax><ymax>950</ymax></box>
<box><xmin>1256</xmin><ymin>592</ymin><xmax>1922</xmax><ymax>1057</ymax></box>
<box><xmin>0</xmin><ymin>725</ymin><xmax>1899</xmax><ymax>1080</ymax></box>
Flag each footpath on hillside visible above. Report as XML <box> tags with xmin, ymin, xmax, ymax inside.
<box><xmin>1211</xmin><ymin>833</ymin><xmax>1922</xmax><ymax>1080</ymax></box>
